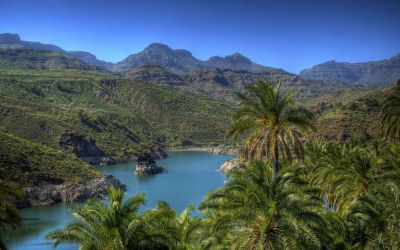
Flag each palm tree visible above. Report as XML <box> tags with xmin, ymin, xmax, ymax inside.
<box><xmin>0</xmin><ymin>180</ymin><xmax>25</xmax><ymax>250</ymax></box>
<box><xmin>142</xmin><ymin>202</ymin><xmax>204</xmax><ymax>250</ymax></box>
<box><xmin>348</xmin><ymin>182</ymin><xmax>400</xmax><ymax>249</ymax></box>
<box><xmin>306</xmin><ymin>141</ymin><xmax>400</xmax><ymax>217</ymax></box>
<box><xmin>199</xmin><ymin>161</ymin><xmax>327</xmax><ymax>249</ymax></box>
<box><xmin>228</xmin><ymin>79</ymin><xmax>314</xmax><ymax>180</ymax></box>
<box><xmin>46</xmin><ymin>187</ymin><xmax>172</xmax><ymax>249</ymax></box>
<box><xmin>381</xmin><ymin>80</ymin><xmax>400</xmax><ymax>140</ymax></box>
<box><xmin>175</xmin><ymin>205</ymin><xmax>203</xmax><ymax>250</ymax></box>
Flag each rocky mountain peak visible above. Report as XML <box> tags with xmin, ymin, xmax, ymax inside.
<box><xmin>144</xmin><ymin>43</ymin><xmax>173</xmax><ymax>52</ymax></box>
<box><xmin>0</xmin><ymin>33</ymin><xmax>21</xmax><ymax>43</ymax></box>
<box><xmin>227</xmin><ymin>52</ymin><xmax>252</xmax><ymax>63</ymax></box>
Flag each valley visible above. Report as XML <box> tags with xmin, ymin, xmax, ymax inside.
<box><xmin>0</xmin><ymin>32</ymin><xmax>399</xmax><ymax>250</ymax></box>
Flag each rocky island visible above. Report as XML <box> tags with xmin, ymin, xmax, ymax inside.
<box><xmin>135</xmin><ymin>152</ymin><xmax>165</xmax><ymax>175</ymax></box>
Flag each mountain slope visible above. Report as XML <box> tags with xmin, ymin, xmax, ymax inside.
<box><xmin>0</xmin><ymin>69</ymin><xmax>232</xmax><ymax>157</ymax></box>
<box><xmin>0</xmin><ymin>33</ymin><xmax>64</xmax><ymax>52</ymax></box>
<box><xmin>0</xmin><ymin>33</ymin><xmax>112</xmax><ymax>69</ymax></box>
<box><xmin>302</xmin><ymin>85</ymin><xmax>394</xmax><ymax>142</ymax></box>
<box><xmin>0</xmin><ymin>130</ymin><xmax>101</xmax><ymax>187</ymax></box>
<box><xmin>0</xmin><ymin>49</ymin><xmax>105</xmax><ymax>70</ymax></box>
<box><xmin>64</xmin><ymin>51</ymin><xmax>114</xmax><ymax>69</ymax></box>
<box><xmin>125</xmin><ymin>64</ymin><xmax>341</xmax><ymax>103</ymax></box>
<box><xmin>300</xmin><ymin>54</ymin><xmax>400</xmax><ymax>87</ymax></box>
<box><xmin>204</xmin><ymin>53</ymin><xmax>271</xmax><ymax>72</ymax></box>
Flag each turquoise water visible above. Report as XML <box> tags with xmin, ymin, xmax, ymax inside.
<box><xmin>2</xmin><ymin>151</ymin><xmax>234</xmax><ymax>250</ymax></box>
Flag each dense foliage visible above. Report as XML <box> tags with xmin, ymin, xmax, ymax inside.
<box><xmin>41</xmin><ymin>80</ymin><xmax>400</xmax><ymax>249</ymax></box>
<box><xmin>0</xmin><ymin>180</ymin><xmax>24</xmax><ymax>249</ymax></box>
<box><xmin>46</xmin><ymin>187</ymin><xmax>204</xmax><ymax>250</ymax></box>
<box><xmin>381</xmin><ymin>80</ymin><xmax>400</xmax><ymax>140</ymax></box>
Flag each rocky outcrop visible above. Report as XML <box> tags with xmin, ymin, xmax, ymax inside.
<box><xmin>149</xmin><ymin>145</ymin><xmax>168</xmax><ymax>160</ymax></box>
<box><xmin>59</xmin><ymin>130</ymin><xmax>104</xmax><ymax>157</ymax></box>
<box><xmin>20</xmin><ymin>175</ymin><xmax>125</xmax><ymax>207</ymax></box>
<box><xmin>210</xmin><ymin>148</ymin><xmax>239</xmax><ymax>155</ymax></box>
<box><xmin>219</xmin><ymin>158</ymin><xmax>244</xmax><ymax>173</ymax></box>
<box><xmin>135</xmin><ymin>152</ymin><xmax>165</xmax><ymax>175</ymax></box>
<box><xmin>80</xmin><ymin>156</ymin><xmax>118</xmax><ymax>166</ymax></box>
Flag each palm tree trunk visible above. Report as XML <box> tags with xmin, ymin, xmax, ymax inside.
<box><xmin>273</xmin><ymin>140</ymin><xmax>279</xmax><ymax>180</ymax></box>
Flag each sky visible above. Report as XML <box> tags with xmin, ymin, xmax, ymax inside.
<box><xmin>0</xmin><ymin>0</ymin><xmax>399</xmax><ymax>73</ymax></box>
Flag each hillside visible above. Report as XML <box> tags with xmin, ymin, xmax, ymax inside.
<box><xmin>0</xmin><ymin>130</ymin><xmax>100</xmax><ymax>186</ymax></box>
<box><xmin>0</xmin><ymin>69</ymin><xmax>232</xmax><ymax>159</ymax></box>
<box><xmin>125</xmin><ymin>64</ymin><xmax>341</xmax><ymax>103</ymax></box>
<box><xmin>0</xmin><ymin>49</ymin><xmax>104</xmax><ymax>71</ymax></box>
<box><xmin>0</xmin><ymin>33</ymin><xmax>112</xmax><ymax>68</ymax></box>
<box><xmin>300</xmin><ymin>54</ymin><xmax>400</xmax><ymax>87</ymax></box>
<box><xmin>303</xmin><ymin>85</ymin><xmax>393</xmax><ymax>142</ymax></box>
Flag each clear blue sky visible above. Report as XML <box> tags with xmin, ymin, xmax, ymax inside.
<box><xmin>0</xmin><ymin>0</ymin><xmax>399</xmax><ymax>73</ymax></box>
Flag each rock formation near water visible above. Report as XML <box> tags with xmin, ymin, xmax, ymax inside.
<box><xmin>135</xmin><ymin>152</ymin><xmax>165</xmax><ymax>175</ymax></box>
<box><xmin>210</xmin><ymin>148</ymin><xmax>239</xmax><ymax>155</ymax></box>
<box><xmin>219</xmin><ymin>158</ymin><xmax>244</xmax><ymax>173</ymax></box>
<box><xmin>20</xmin><ymin>175</ymin><xmax>125</xmax><ymax>207</ymax></box>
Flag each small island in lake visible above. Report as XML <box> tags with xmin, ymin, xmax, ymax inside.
<box><xmin>135</xmin><ymin>152</ymin><xmax>165</xmax><ymax>175</ymax></box>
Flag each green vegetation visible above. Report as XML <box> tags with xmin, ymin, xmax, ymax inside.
<box><xmin>44</xmin><ymin>80</ymin><xmax>400</xmax><ymax>249</ymax></box>
<box><xmin>46</xmin><ymin>187</ymin><xmax>204</xmax><ymax>250</ymax></box>
<box><xmin>0</xmin><ymin>49</ymin><xmax>103</xmax><ymax>70</ymax></box>
<box><xmin>200</xmin><ymin>161</ymin><xmax>327</xmax><ymax>249</ymax></box>
<box><xmin>381</xmin><ymin>80</ymin><xmax>400</xmax><ymax>140</ymax></box>
<box><xmin>304</xmin><ymin>86</ymin><xmax>393</xmax><ymax>142</ymax></box>
<box><xmin>228</xmin><ymin>79</ymin><xmax>314</xmax><ymax>179</ymax></box>
<box><xmin>1</xmin><ymin>48</ymin><xmax>399</xmax><ymax>249</ymax></box>
<box><xmin>0</xmin><ymin>180</ymin><xmax>24</xmax><ymax>249</ymax></box>
<box><xmin>0</xmin><ymin>130</ymin><xmax>100</xmax><ymax>186</ymax></box>
<box><xmin>0</xmin><ymin>69</ymin><xmax>232</xmax><ymax>157</ymax></box>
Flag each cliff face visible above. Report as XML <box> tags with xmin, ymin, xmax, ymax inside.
<box><xmin>20</xmin><ymin>175</ymin><xmax>125</xmax><ymax>207</ymax></box>
<box><xmin>0</xmin><ymin>131</ymin><xmax>125</xmax><ymax>207</ymax></box>
<box><xmin>59</xmin><ymin>130</ymin><xmax>105</xmax><ymax>157</ymax></box>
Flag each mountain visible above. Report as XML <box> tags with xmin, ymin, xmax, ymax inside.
<box><xmin>64</xmin><ymin>51</ymin><xmax>114</xmax><ymax>69</ymax></box>
<box><xmin>300</xmin><ymin>54</ymin><xmax>400</xmax><ymax>87</ymax></box>
<box><xmin>0</xmin><ymin>33</ymin><xmax>112</xmax><ymax>69</ymax></box>
<box><xmin>0</xmin><ymin>49</ymin><xmax>104</xmax><ymax>70</ymax></box>
<box><xmin>113</xmin><ymin>43</ymin><xmax>274</xmax><ymax>73</ymax></box>
<box><xmin>114</xmin><ymin>43</ymin><xmax>203</xmax><ymax>73</ymax></box>
<box><xmin>125</xmin><ymin>63</ymin><xmax>186</xmax><ymax>86</ymax></box>
<box><xmin>205</xmin><ymin>53</ymin><xmax>271</xmax><ymax>72</ymax></box>
<box><xmin>124</xmin><ymin>64</ymin><xmax>341</xmax><ymax>103</ymax></box>
<box><xmin>0</xmin><ymin>33</ymin><xmax>64</xmax><ymax>52</ymax></box>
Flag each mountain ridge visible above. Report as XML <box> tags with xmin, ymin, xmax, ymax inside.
<box><xmin>300</xmin><ymin>54</ymin><xmax>400</xmax><ymax>87</ymax></box>
<box><xmin>0</xmin><ymin>33</ymin><xmax>112</xmax><ymax>69</ymax></box>
<box><xmin>0</xmin><ymin>33</ymin><xmax>277</xmax><ymax>73</ymax></box>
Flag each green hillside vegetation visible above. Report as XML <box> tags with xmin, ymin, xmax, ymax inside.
<box><xmin>0</xmin><ymin>69</ymin><xmax>232</xmax><ymax>158</ymax></box>
<box><xmin>304</xmin><ymin>86</ymin><xmax>393</xmax><ymax>142</ymax></box>
<box><xmin>0</xmin><ymin>49</ymin><xmax>104</xmax><ymax>71</ymax></box>
<box><xmin>0</xmin><ymin>130</ymin><xmax>100</xmax><ymax>186</ymax></box>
